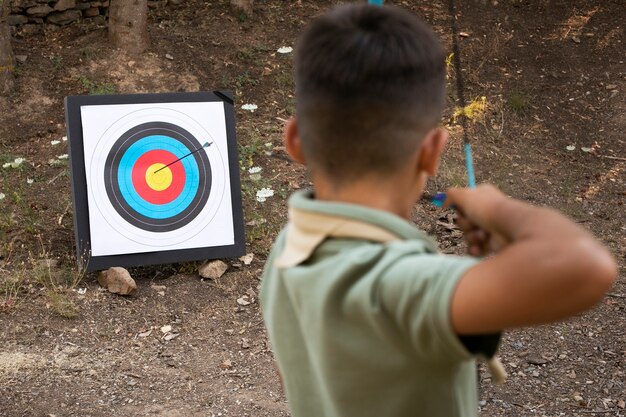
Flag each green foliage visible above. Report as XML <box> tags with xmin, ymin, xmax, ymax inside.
<box><xmin>79</xmin><ymin>76</ymin><xmax>118</xmax><ymax>95</ymax></box>
<box><xmin>237</xmin><ymin>11</ymin><xmax>248</xmax><ymax>23</ymax></box>
<box><xmin>235</xmin><ymin>71</ymin><xmax>258</xmax><ymax>90</ymax></box>
<box><xmin>238</xmin><ymin>138</ymin><xmax>264</xmax><ymax>169</ymax></box>
<box><xmin>51</xmin><ymin>55</ymin><xmax>63</xmax><ymax>73</ymax></box>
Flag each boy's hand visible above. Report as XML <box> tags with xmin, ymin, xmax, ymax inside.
<box><xmin>443</xmin><ymin>185</ymin><xmax>510</xmax><ymax>256</ymax></box>
<box><xmin>445</xmin><ymin>184</ymin><xmax>617</xmax><ymax>335</ymax></box>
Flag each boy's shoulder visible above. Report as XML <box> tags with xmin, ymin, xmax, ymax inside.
<box><xmin>262</xmin><ymin>190</ymin><xmax>478</xmax><ymax>292</ymax></box>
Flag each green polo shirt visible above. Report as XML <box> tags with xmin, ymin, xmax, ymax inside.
<box><xmin>261</xmin><ymin>190</ymin><xmax>495</xmax><ymax>417</ymax></box>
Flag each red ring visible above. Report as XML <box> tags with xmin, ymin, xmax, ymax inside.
<box><xmin>131</xmin><ymin>150</ymin><xmax>186</xmax><ymax>205</ymax></box>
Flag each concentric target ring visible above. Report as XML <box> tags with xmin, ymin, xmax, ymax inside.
<box><xmin>104</xmin><ymin>121</ymin><xmax>212</xmax><ymax>233</ymax></box>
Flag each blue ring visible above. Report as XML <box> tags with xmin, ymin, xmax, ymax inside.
<box><xmin>117</xmin><ymin>135</ymin><xmax>200</xmax><ymax>219</ymax></box>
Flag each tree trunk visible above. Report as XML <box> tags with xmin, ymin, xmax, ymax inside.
<box><xmin>0</xmin><ymin>0</ymin><xmax>14</xmax><ymax>94</ymax></box>
<box><xmin>108</xmin><ymin>0</ymin><xmax>150</xmax><ymax>54</ymax></box>
<box><xmin>231</xmin><ymin>0</ymin><xmax>254</xmax><ymax>17</ymax></box>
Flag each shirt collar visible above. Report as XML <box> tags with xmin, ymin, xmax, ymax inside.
<box><xmin>275</xmin><ymin>189</ymin><xmax>438</xmax><ymax>268</ymax></box>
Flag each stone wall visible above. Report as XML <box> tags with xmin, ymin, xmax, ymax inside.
<box><xmin>7</xmin><ymin>0</ymin><xmax>109</xmax><ymax>28</ymax></box>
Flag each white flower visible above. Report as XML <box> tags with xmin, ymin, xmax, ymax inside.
<box><xmin>248</xmin><ymin>166</ymin><xmax>262</xmax><ymax>174</ymax></box>
<box><xmin>27</xmin><ymin>178</ymin><xmax>34</xmax><ymax>184</ymax></box>
<box><xmin>241</xmin><ymin>103</ymin><xmax>258</xmax><ymax>112</ymax></box>
<box><xmin>57</xmin><ymin>154</ymin><xmax>69</xmax><ymax>160</ymax></box>
<box><xmin>566</xmin><ymin>145</ymin><xmax>576</xmax><ymax>151</ymax></box>
<box><xmin>50</xmin><ymin>140</ymin><xmax>61</xmax><ymax>146</ymax></box>
<box><xmin>277</xmin><ymin>46</ymin><xmax>293</xmax><ymax>54</ymax></box>
<box><xmin>0</xmin><ymin>193</ymin><xmax>5</xmax><ymax>201</ymax></box>
<box><xmin>256</xmin><ymin>187</ymin><xmax>274</xmax><ymax>202</ymax></box>
<box><xmin>3</xmin><ymin>158</ymin><xmax>25</xmax><ymax>168</ymax></box>
<box><xmin>62</xmin><ymin>136</ymin><xmax>67</xmax><ymax>141</ymax></box>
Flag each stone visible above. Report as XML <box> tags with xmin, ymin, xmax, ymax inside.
<box><xmin>89</xmin><ymin>1</ymin><xmax>101</xmax><ymax>6</ymax></box>
<box><xmin>26</xmin><ymin>5</ymin><xmax>53</xmax><ymax>17</ymax></box>
<box><xmin>75</xmin><ymin>1</ymin><xmax>91</xmax><ymax>9</ymax></box>
<box><xmin>15</xmin><ymin>55</ymin><xmax>28</xmax><ymax>63</ymax></box>
<box><xmin>83</xmin><ymin>7</ymin><xmax>99</xmax><ymax>17</ymax></box>
<box><xmin>7</xmin><ymin>15</ymin><xmax>29</xmax><ymax>26</ymax></box>
<box><xmin>20</xmin><ymin>23</ymin><xmax>43</xmax><ymax>35</ymax></box>
<box><xmin>46</xmin><ymin>9</ymin><xmax>81</xmax><ymax>25</ymax></box>
<box><xmin>198</xmin><ymin>260</ymin><xmax>228</xmax><ymax>280</ymax></box>
<box><xmin>10</xmin><ymin>0</ymin><xmax>38</xmax><ymax>9</ymax></box>
<box><xmin>28</xmin><ymin>17</ymin><xmax>44</xmax><ymax>23</ymax></box>
<box><xmin>53</xmin><ymin>0</ymin><xmax>76</xmax><ymax>11</ymax></box>
<box><xmin>98</xmin><ymin>267</ymin><xmax>137</xmax><ymax>295</ymax></box>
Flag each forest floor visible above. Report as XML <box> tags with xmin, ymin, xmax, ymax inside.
<box><xmin>0</xmin><ymin>0</ymin><xmax>624</xmax><ymax>416</ymax></box>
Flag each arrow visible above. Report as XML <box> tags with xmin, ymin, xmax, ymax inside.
<box><xmin>154</xmin><ymin>142</ymin><xmax>212</xmax><ymax>174</ymax></box>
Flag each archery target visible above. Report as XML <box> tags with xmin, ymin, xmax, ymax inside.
<box><xmin>80</xmin><ymin>102</ymin><xmax>234</xmax><ymax>257</ymax></box>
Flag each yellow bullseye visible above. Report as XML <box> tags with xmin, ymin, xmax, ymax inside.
<box><xmin>145</xmin><ymin>163</ymin><xmax>173</xmax><ymax>191</ymax></box>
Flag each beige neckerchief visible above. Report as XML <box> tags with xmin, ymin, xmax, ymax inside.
<box><xmin>274</xmin><ymin>207</ymin><xmax>401</xmax><ymax>268</ymax></box>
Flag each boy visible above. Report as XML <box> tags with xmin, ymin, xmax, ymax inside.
<box><xmin>260</xmin><ymin>4</ymin><xmax>616</xmax><ymax>417</ymax></box>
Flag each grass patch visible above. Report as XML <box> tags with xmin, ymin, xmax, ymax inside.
<box><xmin>507</xmin><ymin>90</ymin><xmax>530</xmax><ymax>114</ymax></box>
<box><xmin>79</xmin><ymin>76</ymin><xmax>118</xmax><ymax>95</ymax></box>
<box><xmin>46</xmin><ymin>290</ymin><xmax>79</xmax><ymax>319</ymax></box>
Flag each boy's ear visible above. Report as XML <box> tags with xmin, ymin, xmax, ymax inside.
<box><xmin>417</xmin><ymin>128</ymin><xmax>448</xmax><ymax>176</ymax></box>
<box><xmin>284</xmin><ymin>117</ymin><xmax>307</xmax><ymax>165</ymax></box>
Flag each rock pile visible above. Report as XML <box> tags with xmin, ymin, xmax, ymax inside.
<box><xmin>7</xmin><ymin>0</ymin><xmax>109</xmax><ymax>27</ymax></box>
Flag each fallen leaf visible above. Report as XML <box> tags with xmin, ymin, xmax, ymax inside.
<box><xmin>160</xmin><ymin>325</ymin><xmax>172</xmax><ymax>334</ymax></box>
<box><xmin>617</xmin><ymin>400</ymin><xmax>625</xmax><ymax>409</ymax></box>
<box><xmin>581</xmin><ymin>147</ymin><xmax>592</xmax><ymax>153</ymax></box>
<box><xmin>221</xmin><ymin>359</ymin><xmax>233</xmax><ymax>369</ymax></box>
<box><xmin>566</xmin><ymin>145</ymin><xmax>576</xmax><ymax>151</ymax></box>
<box><xmin>237</xmin><ymin>296</ymin><xmax>251</xmax><ymax>306</ymax></box>
<box><xmin>164</xmin><ymin>333</ymin><xmax>179</xmax><ymax>341</ymax></box>
<box><xmin>138</xmin><ymin>329</ymin><xmax>153</xmax><ymax>338</ymax></box>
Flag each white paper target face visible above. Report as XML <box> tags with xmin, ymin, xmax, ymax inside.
<box><xmin>80</xmin><ymin>102</ymin><xmax>234</xmax><ymax>256</ymax></box>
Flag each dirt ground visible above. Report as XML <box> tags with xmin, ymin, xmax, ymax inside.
<box><xmin>0</xmin><ymin>0</ymin><xmax>624</xmax><ymax>416</ymax></box>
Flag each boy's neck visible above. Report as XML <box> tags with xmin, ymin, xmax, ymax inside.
<box><xmin>312</xmin><ymin>173</ymin><xmax>424</xmax><ymax>220</ymax></box>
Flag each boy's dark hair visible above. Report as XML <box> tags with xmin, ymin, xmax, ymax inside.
<box><xmin>295</xmin><ymin>4</ymin><xmax>446</xmax><ymax>183</ymax></box>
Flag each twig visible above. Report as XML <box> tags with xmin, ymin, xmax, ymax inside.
<box><xmin>598</xmin><ymin>155</ymin><xmax>626</xmax><ymax>161</ymax></box>
<box><xmin>48</xmin><ymin>170</ymin><xmax>66</xmax><ymax>185</ymax></box>
<box><xmin>607</xmin><ymin>293</ymin><xmax>626</xmax><ymax>299</ymax></box>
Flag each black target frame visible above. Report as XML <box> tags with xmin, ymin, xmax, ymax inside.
<box><xmin>65</xmin><ymin>91</ymin><xmax>245</xmax><ymax>272</ymax></box>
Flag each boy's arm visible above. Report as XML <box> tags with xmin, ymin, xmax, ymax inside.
<box><xmin>445</xmin><ymin>185</ymin><xmax>617</xmax><ymax>335</ymax></box>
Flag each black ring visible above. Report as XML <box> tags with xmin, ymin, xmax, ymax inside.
<box><xmin>104</xmin><ymin>121</ymin><xmax>212</xmax><ymax>232</ymax></box>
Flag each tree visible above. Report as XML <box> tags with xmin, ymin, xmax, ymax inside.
<box><xmin>231</xmin><ymin>0</ymin><xmax>254</xmax><ymax>17</ymax></box>
<box><xmin>109</xmin><ymin>0</ymin><xmax>150</xmax><ymax>54</ymax></box>
<box><xmin>0</xmin><ymin>0</ymin><xmax>14</xmax><ymax>94</ymax></box>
